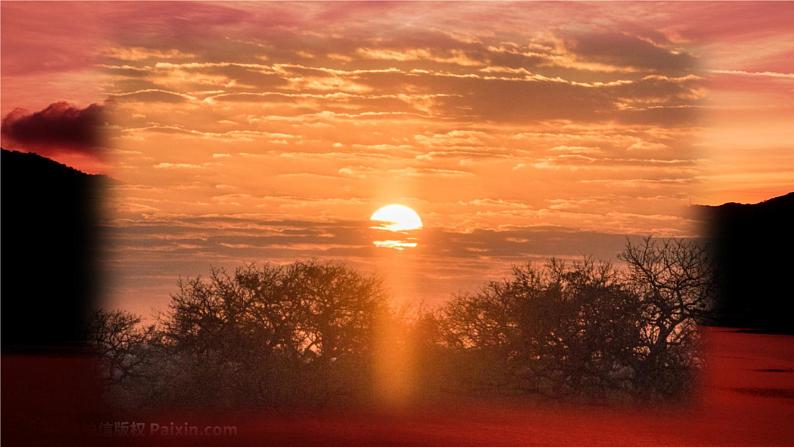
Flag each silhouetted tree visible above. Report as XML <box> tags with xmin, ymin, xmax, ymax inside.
<box><xmin>89</xmin><ymin>309</ymin><xmax>154</xmax><ymax>387</ymax></box>
<box><xmin>93</xmin><ymin>260</ymin><xmax>386</xmax><ymax>407</ymax></box>
<box><xmin>435</xmin><ymin>259</ymin><xmax>642</xmax><ymax>398</ymax></box>
<box><xmin>92</xmin><ymin>239</ymin><xmax>713</xmax><ymax>407</ymax></box>
<box><xmin>619</xmin><ymin>236</ymin><xmax>714</xmax><ymax>395</ymax></box>
<box><xmin>433</xmin><ymin>238</ymin><xmax>712</xmax><ymax>399</ymax></box>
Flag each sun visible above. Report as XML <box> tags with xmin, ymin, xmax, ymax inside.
<box><xmin>370</xmin><ymin>204</ymin><xmax>423</xmax><ymax>232</ymax></box>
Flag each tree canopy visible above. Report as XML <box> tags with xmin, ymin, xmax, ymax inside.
<box><xmin>91</xmin><ymin>238</ymin><xmax>713</xmax><ymax>407</ymax></box>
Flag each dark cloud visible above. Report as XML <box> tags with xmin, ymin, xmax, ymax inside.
<box><xmin>202</xmin><ymin>65</ymin><xmax>288</xmax><ymax>89</ymax></box>
<box><xmin>616</xmin><ymin>106</ymin><xmax>704</xmax><ymax>127</ymax></box>
<box><xmin>1</xmin><ymin>102</ymin><xmax>106</xmax><ymax>155</ymax></box>
<box><xmin>106</xmin><ymin>215</ymin><xmax>664</xmax><ymax>310</ymax></box>
<box><xmin>564</xmin><ymin>32</ymin><xmax>696</xmax><ymax>73</ymax></box>
<box><xmin>110</xmin><ymin>90</ymin><xmax>190</xmax><ymax>103</ymax></box>
<box><xmin>107</xmin><ymin>216</ymin><xmax>647</xmax><ymax>271</ymax></box>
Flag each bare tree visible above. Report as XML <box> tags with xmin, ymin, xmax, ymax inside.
<box><xmin>91</xmin><ymin>240</ymin><xmax>713</xmax><ymax>406</ymax></box>
<box><xmin>435</xmin><ymin>258</ymin><xmax>643</xmax><ymax>398</ymax></box>
<box><xmin>89</xmin><ymin>309</ymin><xmax>153</xmax><ymax>387</ymax></box>
<box><xmin>619</xmin><ymin>236</ymin><xmax>714</xmax><ymax>395</ymax></box>
<box><xmin>99</xmin><ymin>260</ymin><xmax>387</xmax><ymax>407</ymax></box>
<box><xmin>433</xmin><ymin>238</ymin><xmax>713</xmax><ymax>399</ymax></box>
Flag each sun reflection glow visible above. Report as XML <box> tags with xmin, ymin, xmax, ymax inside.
<box><xmin>373</xmin><ymin>239</ymin><xmax>418</xmax><ymax>250</ymax></box>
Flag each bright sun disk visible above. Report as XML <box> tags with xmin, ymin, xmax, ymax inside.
<box><xmin>370</xmin><ymin>204</ymin><xmax>423</xmax><ymax>232</ymax></box>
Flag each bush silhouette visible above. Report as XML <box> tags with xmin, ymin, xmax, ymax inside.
<box><xmin>92</xmin><ymin>260</ymin><xmax>386</xmax><ymax>407</ymax></box>
<box><xmin>92</xmin><ymin>238</ymin><xmax>713</xmax><ymax>407</ymax></box>
<box><xmin>430</xmin><ymin>237</ymin><xmax>712</xmax><ymax>399</ymax></box>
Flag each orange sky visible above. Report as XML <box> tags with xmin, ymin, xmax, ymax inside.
<box><xmin>2</xmin><ymin>2</ymin><xmax>793</xmax><ymax>314</ymax></box>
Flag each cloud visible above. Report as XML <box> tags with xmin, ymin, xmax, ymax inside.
<box><xmin>563</xmin><ymin>32</ymin><xmax>696</xmax><ymax>73</ymax></box>
<box><xmin>109</xmin><ymin>89</ymin><xmax>194</xmax><ymax>103</ymax></box>
<box><xmin>103</xmin><ymin>47</ymin><xmax>196</xmax><ymax>62</ymax></box>
<box><xmin>1</xmin><ymin>102</ymin><xmax>106</xmax><ymax>156</ymax></box>
<box><xmin>356</xmin><ymin>47</ymin><xmax>483</xmax><ymax>66</ymax></box>
<box><xmin>104</xmin><ymin>214</ymin><xmax>673</xmax><ymax>313</ymax></box>
<box><xmin>709</xmin><ymin>69</ymin><xmax>794</xmax><ymax>79</ymax></box>
<box><xmin>153</xmin><ymin>162</ymin><xmax>207</xmax><ymax>170</ymax></box>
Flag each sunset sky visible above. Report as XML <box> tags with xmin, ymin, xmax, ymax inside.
<box><xmin>2</xmin><ymin>2</ymin><xmax>793</xmax><ymax>314</ymax></box>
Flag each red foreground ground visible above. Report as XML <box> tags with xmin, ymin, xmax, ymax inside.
<box><xmin>3</xmin><ymin>328</ymin><xmax>794</xmax><ymax>446</ymax></box>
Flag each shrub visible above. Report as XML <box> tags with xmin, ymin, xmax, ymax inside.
<box><xmin>432</xmin><ymin>237</ymin><xmax>712</xmax><ymax>399</ymax></box>
<box><xmin>92</xmin><ymin>260</ymin><xmax>386</xmax><ymax>407</ymax></box>
<box><xmin>91</xmin><ymin>238</ymin><xmax>714</xmax><ymax>406</ymax></box>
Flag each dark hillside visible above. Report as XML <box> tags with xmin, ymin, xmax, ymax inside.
<box><xmin>696</xmin><ymin>192</ymin><xmax>794</xmax><ymax>333</ymax></box>
<box><xmin>1</xmin><ymin>149</ymin><xmax>105</xmax><ymax>351</ymax></box>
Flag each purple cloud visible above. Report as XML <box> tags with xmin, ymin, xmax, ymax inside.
<box><xmin>1</xmin><ymin>102</ymin><xmax>106</xmax><ymax>156</ymax></box>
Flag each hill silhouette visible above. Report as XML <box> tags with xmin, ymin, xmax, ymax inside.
<box><xmin>696</xmin><ymin>192</ymin><xmax>794</xmax><ymax>333</ymax></box>
<box><xmin>1</xmin><ymin>149</ymin><xmax>106</xmax><ymax>351</ymax></box>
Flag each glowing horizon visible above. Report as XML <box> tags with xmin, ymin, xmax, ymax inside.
<box><xmin>2</xmin><ymin>2</ymin><xmax>793</xmax><ymax>316</ymax></box>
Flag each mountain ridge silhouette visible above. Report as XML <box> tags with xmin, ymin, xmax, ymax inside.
<box><xmin>696</xmin><ymin>192</ymin><xmax>794</xmax><ymax>333</ymax></box>
<box><xmin>1</xmin><ymin>148</ymin><xmax>106</xmax><ymax>351</ymax></box>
